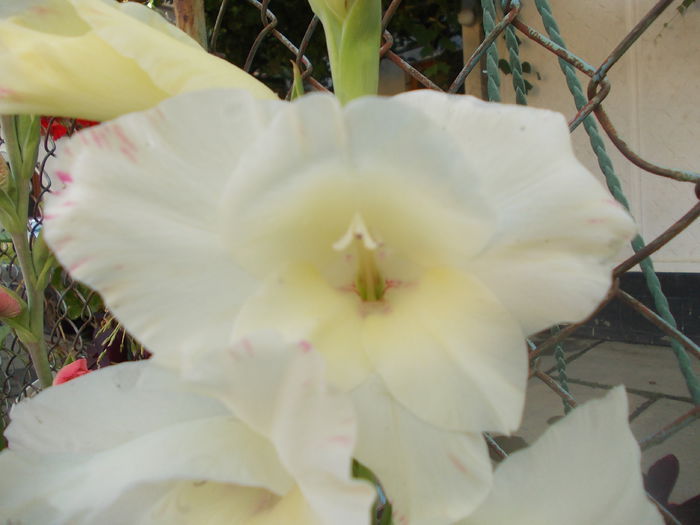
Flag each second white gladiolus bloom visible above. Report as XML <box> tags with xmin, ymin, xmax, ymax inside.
<box><xmin>43</xmin><ymin>89</ymin><xmax>635</xmax><ymax>523</ymax></box>
<box><xmin>0</xmin><ymin>333</ymin><xmax>374</xmax><ymax>524</ymax></box>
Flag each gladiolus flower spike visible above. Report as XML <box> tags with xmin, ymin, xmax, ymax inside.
<box><xmin>43</xmin><ymin>89</ymin><xmax>636</xmax><ymax>523</ymax></box>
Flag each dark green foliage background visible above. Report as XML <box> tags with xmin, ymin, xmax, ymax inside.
<box><xmin>200</xmin><ymin>0</ymin><xmax>464</xmax><ymax>96</ymax></box>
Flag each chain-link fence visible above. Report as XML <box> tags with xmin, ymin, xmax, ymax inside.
<box><xmin>1</xmin><ymin>0</ymin><xmax>698</xmax><ymax>519</ymax></box>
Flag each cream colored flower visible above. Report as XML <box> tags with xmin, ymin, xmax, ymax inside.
<box><xmin>0</xmin><ymin>333</ymin><xmax>374</xmax><ymax>524</ymax></box>
<box><xmin>459</xmin><ymin>387</ymin><xmax>662</xmax><ymax>525</ymax></box>
<box><xmin>0</xmin><ymin>0</ymin><xmax>275</xmax><ymax>121</ymax></box>
<box><xmin>43</xmin><ymin>89</ymin><xmax>635</xmax><ymax>523</ymax></box>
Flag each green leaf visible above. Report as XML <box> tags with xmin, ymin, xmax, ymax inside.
<box><xmin>0</xmin><ymin>323</ymin><xmax>12</xmax><ymax>346</ymax></box>
<box><xmin>32</xmin><ymin>230</ymin><xmax>57</xmax><ymax>291</ymax></box>
<box><xmin>522</xmin><ymin>61</ymin><xmax>532</xmax><ymax>74</ymax></box>
<box><xmin>1</xmin><ymin>115</ymin><xmax>41</xmax><ymax>184</ymax></box>
<box><xmin>16</xmin><ymin>115</ymin><xmax>41</xmax><ymax>176</ymax></box>
<box><xmin>377</xmin><ymin>502</ymin><xmax>393</xmax><ymax>525</ymax></box>
<box><xmin>290</xmin><ymin>61</ymin><xmax>305</xmax><ymax>100</ymax></box>
<box><xmin>0</xmin><ymin>291</ymin><xmax>36</xmax><ymax>345</ymax></box>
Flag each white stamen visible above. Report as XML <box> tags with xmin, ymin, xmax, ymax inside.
<box><xmin>332</xmin><ymin>212</ymin><xmax>378</xmax><ymax>251</ymax></box>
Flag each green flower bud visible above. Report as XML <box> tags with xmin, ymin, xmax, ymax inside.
<box><xmin>0</xmin><ymin>285</ymin><xmax>22</xmax><ymax>318</ymax></box>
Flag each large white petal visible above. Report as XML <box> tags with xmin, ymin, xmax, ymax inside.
<box><xmin>0</xmin><ymin>361</ymin><xmax>293</xmax><ymax>524</ymax></box>
<box><xmin>352</xmin><ymin>377</ymin><xmax>492</xmax><ymax>525</ymax></box>
<box><xmin>461</xmin><ymin>386</ymin><xmax>662</xmax><ymax>525</ymax></box>
<box><xmin>220</xmin><ymin>93</ymin><xmax>493</xmax><ymax>278</ymax></box>
<box><xmin>365</xmin><ymin>268</ymin><xmax>527</xmax><ymax>434</ymax></box>
<box><xmin>5</xmin><ymin>361</ymin><xmax>225</xmax><ymax>453</ymax></box>
<box><xmin>395</xmin><ymin>90</ymin><xmax>635</xmax><ymax>334</ymax></box>
<box><xmin>181</xmin><ymin>332</ymin><xmax>375</xmax><ymax>525</ymax></box>
<box><xmin>0</xmin><ymin>417</ymin><xmax>292</xmax><ymax>524</ymax></box>
<box><xmin>43</xmin><ymin>89</ymin><xmax>283</xmax><ymax>366</ymax></box>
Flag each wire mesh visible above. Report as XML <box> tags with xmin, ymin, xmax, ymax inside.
<box><xmin>0</xmin><ymin>0</ymin><xmax>698</xmax><ymax>517</ymax></box>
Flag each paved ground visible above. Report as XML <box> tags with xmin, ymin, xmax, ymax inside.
<box><xmin>520</xmin><ymin>337</ymin><xmax>699</xmax><ymax>503</ymax></box>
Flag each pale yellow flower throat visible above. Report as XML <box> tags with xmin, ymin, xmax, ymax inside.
<box><xmin>333</xmin><ymin>213</ymin><xmax>385</xmax><ymax>302</ymax></box>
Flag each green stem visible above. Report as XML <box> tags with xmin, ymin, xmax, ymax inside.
<box><xmin>2</xmin><ymin>115</ymin><xmax>52</xmax><ymax>388</ymax></box>
<box><xmin>9</xmin><ymin>229</ymin><xmax>52</xmax><ymax>388</ymax></box>
<box><xmin>312</xmin><ymin>0</ymin><xmax>381</xmax><ymax>104</ymax></box>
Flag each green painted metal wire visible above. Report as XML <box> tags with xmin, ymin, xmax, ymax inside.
<box><xmin>481</xmin><ymin>0</ymin><xmax>502</xmax><ymax>102</ymax></box>
<box><xmin>501</xmin><ymin>0</ymin><xmax>527</xmax><ymax>106</ymax></box>
<box><xmin>552</xmin><ymin>326</ymin><xmax>572</xmax><ymax>413</ymax></box>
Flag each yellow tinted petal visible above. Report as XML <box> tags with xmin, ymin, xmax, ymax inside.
<box><xmin>0</xmin><ymin>0</ymin><xmax>275</xmax><ymax>120</ymax></box>
<box><xmin>233</xmin><ymin>264</ymin><xmax>372</xmax><ymax>390</ymax></box>
<box><xmin>364</xmin><ymin>268</ymin><xmax>526</xmax><ymax>433</ymax></box>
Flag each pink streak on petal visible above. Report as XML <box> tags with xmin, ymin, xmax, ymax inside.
<box><xmin>393</xmin><ymin>510</ymin><xmax>409</xmax><ymax>525</ymax></box>
<box><xmin>385</xmin><ymin>279</ymin><xmax>403</xmax><ymax>290</ymax></box>
<box><xmin>62</xmin><ymin>200</ymin><xmax>77</xmax><ymax>207</ymax></box>
<box><xmin>0</xmin><ymin>87</ymin><xmax>17</xmax><ymax>99</ymax></box>
<box><xmin>328</xmin><ymin>435</ymin><xmax>352</xmax><ymax>446</ymax></box>
<box><xmin>448</xmin><ymin>452</ymin><xmax>470</xmax><ymax>475</ymax></box>
<box><xmin>298</xmin><ymin>340</ymin><xmax>313</xmax><ymax>353</ymax></box>
<box><xmin>91</xmin><ymin>129</ymin><xmax>106</xmax><ymax>148</ymax></box>
<box><xmin>120</xmin><ymin>146</ymin><xmax>138</xmax><ymax>164</ymax></box>
<box><xmin>603</xmin><ymin>198</ymin><xmax>624</xmax><ymax>210</ymax></box>
<box><xmin>112</xmin><ymin>123</ymin><xmax>138</xmax><ymax>151</ymax></box>
<box><xmin>68</xmin><ymin>257</ymin><xmax>91</xmax><ymax>273</ymax></box>
<box><xmin>241</xmin><ymin>338</ymin><xmax>254</xmax><ymax>356</ymax></box>
<box><xmin>52</xmin><ymin>236</ymin><xmax>75</xmax><ymax>250</ymax></box>
<box><xmin>30</xmin><ymin>6</ymin><xmax>54</xmax><ymax>15</ymax></box>
<box><xmin>56</xmin><ymin>170</ymin><xmax>73</xmax><ymax>183</ymax></box>
<box><xmin>43</xmin><ymin>214</ymin><xmax>56</xmax><ymax>221</ymax></box>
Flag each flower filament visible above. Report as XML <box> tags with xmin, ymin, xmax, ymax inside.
<box><xmin>333</xmin><ymin>213</ymin><xmax>385</xmax><ymax>302</ymax></box>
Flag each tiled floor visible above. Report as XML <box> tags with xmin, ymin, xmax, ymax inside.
<box><xmin>520</xmin><ymin>338</ymin><xmax>699</xmax><ymax>503</ymax></box>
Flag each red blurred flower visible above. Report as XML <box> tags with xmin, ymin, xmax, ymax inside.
<box><xmin>53</xmin><ymin>358</ymin><xmax>90</xmax><ymax>385</ymax></box>
<box><xmin>40</xmin><ymin>117</ymin><xmax>99</xmax><ymax>140</ymax></box>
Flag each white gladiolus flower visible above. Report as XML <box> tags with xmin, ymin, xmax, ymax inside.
<box><xmin>0</xmin><ymin>333</ymin><xmax>374</xmax><ymax>524</ymax></box>
<box><xmin>459</xmin><ymin>387</ymin><xmax>663</xmax><ymax>525</ymax></box>
<box><xmin>0</xmin><ymin>0</ymin><xmax>275</xmax><ymax>121</ymax></box>
<box><xmin>43</xmin><ymin>89</ymin><xmax>635</xmax><ymax>523</ymax></box>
